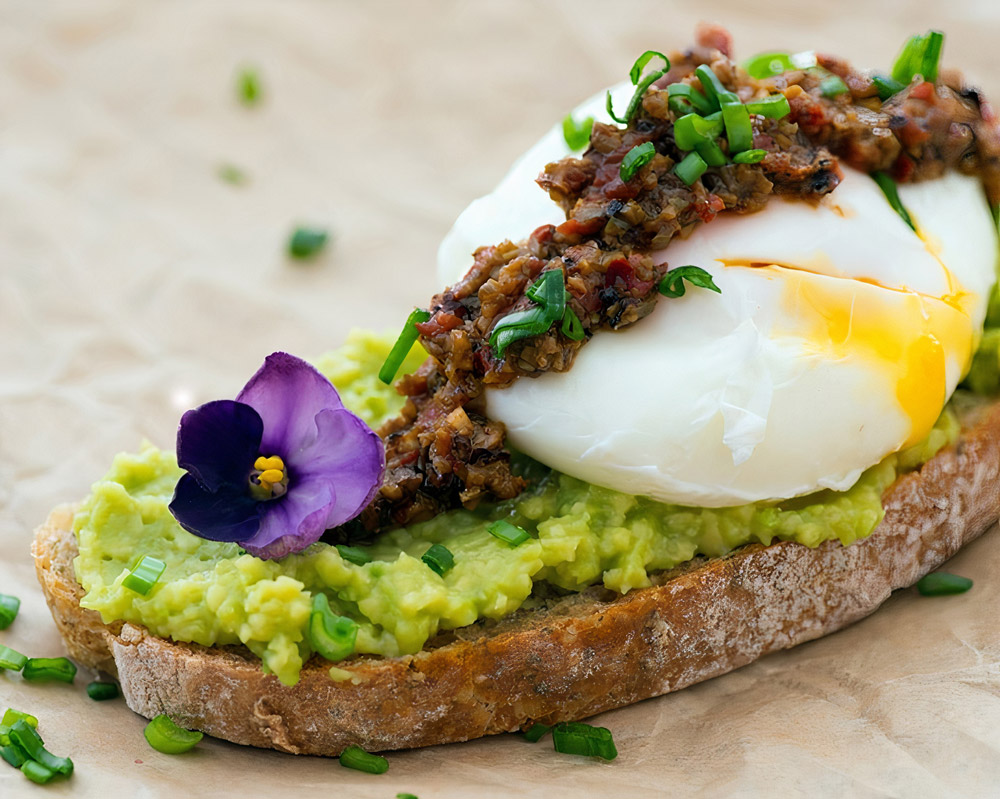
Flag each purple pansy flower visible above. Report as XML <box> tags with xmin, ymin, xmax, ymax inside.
<box><xmin>168</xmin><ymin>352</ymin><xmax>384</xmax><ymax>560</ymax></box>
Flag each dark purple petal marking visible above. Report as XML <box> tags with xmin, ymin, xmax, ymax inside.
<box><xmin>236</xmin><ymin>352</ymin><xmax>345</xmax><ymax>458</ymax></box>
<box><xmin>241</xmin><ymin>479</ymin><xmax>336</xmax><ymax>560</ymax></box>
<box><xmin>176</xmin><ymin>400</ymin><xmax>263</xmax><ymax>492</ymax></box>
<box><xmin>169</xmin><ymin>473</ymin><xmax>261</xmax><ymax>542</ymax></box>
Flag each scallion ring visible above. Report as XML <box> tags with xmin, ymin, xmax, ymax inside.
<box><xmin>666</xmin><ymin>83</ymin><xmax>714</xmax><ymax>115</ymax></box>
<box><xmin>339</xmin><ymin>744</ymin><xmax>389</xmax><ymax>774</ymax></box>
<box><xmin>673</xmin><ymin>113</ymin><xmax>724</xmax><ymax>151</ymax></box>
<box><xmin>0</xmin><ymin>593</ymin><xmax>20</xmax><ymax>629</ymax></box>
<box><xmin>307</xmin><ymin>593</ymin><xmax>358</xmax><ymax>662</ymax></box>
<box><xmin>0</xmin><ymin>645</ymin><xmax>28</xmax><ymax>671</ymax></box>
<box><xmin>143</xmin><ymin>714</ymin><xmax>203</xmax><ymax>754</ymax></box>
<box><xmin>673</xmin><ymin>151</ymin><xmax>708</xmax><ymax>186</ymax></box>
<box><xmin>732</xmin><ymin>148</ymin><xmax>767</xmax><ymax>164</ymax></box>
<box><xmin>658</xmin><ymin>266</ymin><xmax>722</xmax><ymax>298</ymax></box>
<box><xmin>122</xmin><ymin>554</ymin><xmax>166</xmax><ymax>595</ymax></box>
<box><xmin>721</xmin><ymin>100</ymin><xmax>753</xmax><ymax>153</ymax></box>
<box><xmin>21</xmin><ymin>657</ymin><xmax>77</xmax><ymax>684</ymax></box>
<box><xmin>819</xmin><ymin>75</ymin><xmax>849</xmax><ymax>98</ymax></box>
<box><xmin>336</xmin><ymin>544</ymin><xmax>372</xmax><ymax>566</ymax></box>
<box><xmin>562</xmin><ymin>113</ymin><xmax>594</xmax><ymax>151</ymax></box>
<box><xmin>523</xmin><ymin>723</ymin><xmax>551</xmax><ymax>742</ymax></box>
<box><xmin>550</xmin><ymin>721</ymin><xmax>618</xmax><ymax>761</ymax></box>
<box><xmin>561</xmin><ymin>306</ymin><xmax>585</xmax><ymax>341</ymax></box>
<box><xmin>620</xmin><ymin>141</ymin><xmax>656</xmax><ymax>182</ymax></box>
<box><xmin>486</xmin><ymin>520</ymin><xmax>531</xmax><ymax>547</ymax></box>
<box><xmin>742</xmin><ymin>52</ymin><xmax>795</xmax><ymax>80</ymax></box>
<box><xmin>744</xmin><ymin>94</ymin><xmax>791</xmax><ymax>119</ymax></box>
<box><xmin>287</xmin><ymin>226</ymin><xmax>329</xmax><ymax>259</ymax></box>
<box><xmin>9</xmin><ymin>720</ymin><xmax>74</xmax><ymax>775</ymax></box>
<box><xmin>421</xmin><ymin>543</ymin><xmax>455</xmax><ymax>576</ymax></box>
<box><xmin>2</xmin><ymin>709</ymin><xmax>38</xmax><ymax>728</ymax></box>
<box><xmin>872</xmin><ymin>74</ymin><xmax>905</xmax><ymax>101</ymax></box>
<box><xmin>86</xmin><ymin>681</ymin><xmax>120</xmax><ymax>701</ymax></box>
<box><xmin>694</xmin><ymin>64</ymin><xmax>739</xmax><ymax>110</ymax></box>
<box><xmin>916</xmin><ymin>572</ymin><xmax>973</xmax><ymax>596</ymax></box>
<box><xmin>871</xmin><ymin>171</ymin><xmax>916</xmax><ymax>231</ymax></box>
<box><xmin>379</xmin><ymin>307</ymin><xmax>431</xmax><ymax>385</ymax></box>
<box><xmin>607</xmin><ymin>50</ymin><xmax>670</xmax><ymax>125</ymax></box>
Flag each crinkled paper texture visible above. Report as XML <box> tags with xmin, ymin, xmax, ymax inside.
<box><xmin>1</xmin><ymin>2</ymin><xmax>998</xmax><ymax>797</ymax></box>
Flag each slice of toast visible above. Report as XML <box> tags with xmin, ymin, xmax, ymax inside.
<box><xmin>32</xmin><ymin>398</ymin><xmax>1000</xmax><ymax>756</ymax></box>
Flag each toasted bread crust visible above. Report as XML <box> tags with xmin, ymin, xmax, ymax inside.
<box><xmin>32</xmin><ymin>399</ymin><xmax>1000</xmax><ymax>756</ymax></box>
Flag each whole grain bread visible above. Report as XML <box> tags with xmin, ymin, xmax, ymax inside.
<box><xmin>32</xmin><ymin>396</ymin><xmax>1000</xmax><ymax>756</ymax></box>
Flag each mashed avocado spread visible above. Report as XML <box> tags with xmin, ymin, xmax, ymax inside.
<box><xmin>74</xmin><ymin>329</ymin><xmax>962</xmax><ymax>686</ymax></box>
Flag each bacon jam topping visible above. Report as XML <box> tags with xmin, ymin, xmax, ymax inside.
<box><xmin>334</xmin><ymin>27</ymin><xmax>1000</xmax><ymax>540</ymax></box>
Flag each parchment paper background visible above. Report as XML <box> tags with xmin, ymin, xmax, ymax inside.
<box><xmin>1</xmin><ymin>2</ymin><xmax>999</xmax><ymax>797</ymax></box>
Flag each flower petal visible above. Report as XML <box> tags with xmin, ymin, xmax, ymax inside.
<box><xmin>235</xmin><ymin>352</ymin><xmax>345</xmax><ymax>457</ymax></box>
<box><xmin>169</xmin><ymin>472</ymin><xmax>261</xmax><ymax>542</ymax></box>
<box><xmin>240</xmin><ymin>478</ymin><xmax>336</xmax><ymax>560</ymax></box>
<box><xmin>176</xmin><ymin>400</ymin><xmax>263</xmax><ymax>492</ymax></box>
<box><xmin>292</xmin><ymin>407</ymin><xmax>386</xmax><ymax>523</ymax></box>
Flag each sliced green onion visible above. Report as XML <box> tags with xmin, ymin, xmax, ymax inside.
<box><xmin>217</xmin><ymin>163</ymin><xmax>248</xmax><ymax>185</ymax></box>
<box><xmin>562</xmin><ymin>114</ymin><xmax>594</xmax><ymax>151</ymax></box>
<box><xmin>743</xmin><ymin>52</ymin><xmax>796</xmax><ymax>80</ymax></box>
<box><xmin>694</xmin><ymin>64</ymin><xmax>739</xmax><ymax>110</ymax></box>
<box><xmin>872</xmin><ymin>74</ymin><xmax>905</xmax><ymax>101</ymax></box>
<box><xmin>487</xmin><ymin>520</ymin><xmax>531</xmax><ymax>547</ymax></box>
<box><xmin>336</xmin><ymin>544</ymin><xmax>372</xmax><ymax>566</ymax></box>
<box><xmin>666</xmin><ymin>83</ymin><xmax>714</xmax><ymax>115</ymax></box>
<box><xmin>523</xmin><ymin>723</ymin><xmax>551</xmax><ymax>743</ymax></box>
<box><xmin>0</xmin><ymin>723</ymin><xmax>8</xmax><ymax>745</ymax></box>
<box><xmin>620</xmin><ymin>142</ymin><xmax>656</xmax><ymax>182</ymax></box>
<box><xmin>2</xmin><ymin>709</ymin><xmax>38</xmax><ymax>729</ymax></box>
<box><xmin>916</xmin><ymin>572</ymin><xmax>973</xmax><ymax>596</ymax></box>
<box><xmin>86</xmin><ymin>681</ymin><xmax>120</xmax><ymax>701</ymax></box>
<box><xmin>659</xmin><ymin>266</ymin><xmax>722</xmax><ymax>298</ymax></box>
<box><xmin>21</xmin><ymin>760</ymin><xmax>56</xmax><ymax>784</ymax></box>
<box><xmin>421</xmin><ymin>543</ymin><xmax>454</xmax><ymax>577</ymax></box>
<box><xmin>551</xmin><ymin>721</ymin><xmax>618</xmax><ymax>761</ymax></box>
<box><xmin>607</xmin><ymin>50</ymin><xmax>670</xmax><ymax>125</ymax></box>
<box><xmin>673</xmin><ymin>151</ymin><xmax>708</xmax><ymax>185</ymax></box>
<box><xmin>744</xmin><ymin>94</ymin><xmax>791</xmax><ymax>119</ymax></box>
<box><xmin>307</xmin><ymin>593</ymin><xmax>358</xmax><ymax>662</ymax></box>
<box><xmin>721</xmin><ymin>100</ymin><xmax>753</xmax><ymax>153</ymax></box>
<box><xmin>9</xmin><ymin>720</ymin><xmax>74</xmax><ymax>775</ymax></box>
<box><xmin>0</xmin><ymin>593</ymin><xmax>20</xmax><ymax>629</ymax></box>
<box><xmin>891</xmin><ymin>30</ymin><xmax>945</xmax><ymax>85</ymax></box>
<box><xmin>379</xmin><ymin>308</ymin><xmax>431</xmax><ymax>384</ymax></box>
<box><xmin>820</xmin><ymin>75</ymin><xmax>849</xmax><ymax>98</ymax></box>
<box><xmin>1</xmin><ymin>742</ymin><xmax>28</xmax><ymax>768</ymax></box>
<box><xmin>143</xmin><ymin>714</ymin><xmax>203</xmax><ymax>754</ymax></box>
<box><xmin>22</xmin><ymin>657</ymin><xmax>76</xmax><ymax>684</ymax></box>
<box><xmin>871</xmin><ymin>171</ymin><xmax>916</xmax><ymax>231</ymax></box>
<box><xmin>237</xmin><ymin>66</ymin><xmax>262</xmax><ymax>106</ymax></box>
<box><xmin>0</xmin><ymin>645</ymin><xmax>27</xmax><ymax>671</ymax></box>
<box><xmin>525</xmin><ymin>268</ymin><xmax>565</xmax><ymax>314</ymax></box>
<box><xmin>667</xmin><ymin>94</ymin><xmax>695</xmax><ymax>118</ymax></box>
<box><xmin>397</xmin><ymin>794</ymin><xmax>420</xmax><ymax>799</ymax></box>
<box><xmin>339</xmin><ymin>744</ymin><xmax>389</xmax><ymax>774</ymax></box>
<box><xmin>673</xmin><ymin>113</ymin><xmax>723</xmax><ymax>151</ymax></box>
<box><xmin>490</xmin><ymin>270</ymin><xmax>567</xmax><ymax>357</ymax></box>
<box><xmin>561</xmin><ymin>307</ymin><xmax>585</xmax><ymax>341</ymax></box>
<box><xmin>629</xmin><ymin>50</ymin><xmax>669</xmax><ymax>84</ymax></box>
<box><xmin>733</xmin><ymin>149</ymin><xmax>767</xmax><ymax>164</ymax></box>
<box><xmin>288</xmin><ymin>226</ymin><xmax>329</xmax><ymax>259</ymax></box>
<box><xmin>122</xmin><ymin>554</ymin><xmax>166</xmax><ymax>595</ymax></box>
<box><xmin>695</xmin><ymin>139</ymin><xmax>728</xmax><ymax>167</ymax></box>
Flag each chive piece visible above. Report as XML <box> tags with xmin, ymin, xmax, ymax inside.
<box><xmin>919</xmin><ymin>31</ymin><xmax>945</xmax><ymax>83</ymax></box>
<box><xmin>237</xmin><ymin>67</ymin><xmax>262</xmax><ymax>106</ymax></box>
<box><xmin>9</xmin><ymin>720</ymin><xmax>74</xmax><ymax>775</ymax></box>
<box><xmin>1</xmin><ymin>742</ymin><xmax>29</xmax><ymax>768</ymax></box>
<box><xmin>336</xmin><ymin>544</ymin><xmax>372</xmax><ymax>566</ymax></box>
<box><xmin>562</xmin><ymin>114</ymin><xmax>594</xmax><ymax>151</ymax></box>
<box><xmin>307</xmin><ymin>593</ymin><xmax>358</xmax><ymax>662</ymax></box>
<box><xmin>871</xmin><ymin>171</ymin><xmax>916</xmax><ymax>231</ymax></box>
<box><xmin>288</xmin><ymin>226</ymin><xmax>329</xmax><ymax>260</ymax></box>
<box><xmin>22</xmin><ymin>657</ymin><xmax>77</xmax><ymax>684</ymax></box>
<box><xmin>523</xmin><ymin>723</ymin><xmax>551</xmax><ymax>743</ymax></box>
<box><xmin>628</xmin><ymin>50</ymin><xmax>669</xmax><ymax>84</ymax></box>
<box><xmin>379</xmin><ymin>308</ymin><xmax>432</xmax><ymax>384</ymax></box>
<box><xmin>607</xmin><ymin>50</ymin><xmax>670</xmax><ymax>125</ymax></box>
<box><xmin>620</xmin><ymin>142</ymin><xmax>656</xmax><ymax>182</ymax></box>
<box><xmin>666</xmin><ymin>83</ymin><xmax>714</xmax><ymax>115</ymax></box>
<box><xmin>217</xmin><ymin>163</ymin><xmax>248</xmax><ymax>185</ymax></box>
<box><xmin>421</xmin><ymin>544</ymin><xmax>455</xmax><ymax>577</ymax></box>
<box><xmin>695</xmin><ymin>139</ymin><xmax>728</xmax><ymax>167</ymax></box>
<box><xmin>397</xmin><ymin>794</ymin><xmax>420</xmax><ymax>799</ymax></box>
<box><xmin>0</xmin><ymin>594</ymin><xmax>20</xmax><ymax>629</ymax></box>
<box><xmin>733</xmin><ymin>149</ymin><xmax>767</xmax><ymax>164</ymax></box>
<box><xmin>0</xmin><ymin>645</ymin><xmax>27</xmax><ymax>671</ymax></box>
<box><xmin>659</xmin><ymin>266</ymin><xmax>722</xmax><ymax>298</ymax></box>
<box><xmin>742</xmin><ymin>52</ymin><xmax>796</xmax><ymax>80</ymax></box>
<box><xmin>673</xmin><ymin>112</ymin><xmax>724</xmax><ymax>151</ymax></box>
<box><xmin>489</xmin><ymin>269</ymin><xmax>568</xmax><ymax>357</ymax></box>
<box><xmin>86</xmin><ymin>681</ymin><xmax>120</xmax><ymax>701</ymax></box>
<box><xmin>891</xmin><ymin>30</ymin><xmax>945</xmax><ymax>85</ymax></box>
<box><xmin>820</xmin><ymin>75</ymin><xmax>849</xmax><ymax>98</ymax></box>
<box><xmin>560</xmin><ymin>307</ymin><xmax>585</xmax><ymax>341</ymax></box>
<box><xmin>21</xmin><ymin>759</ymin><xmax>56</xmax><ymax>784</ymax></box>
<box><xmin>122</xmin><ymin>554</ymin><xmax>166</xmax><ymax>595</ymax></box>
<box><xmin>673</xmin><ymin>151</ymin><xmax>708</xmax><ymax>185</ymax></box>
<box><xmin>916</xmin><ymin>572</ymin><xmax>973</xmax><ymax>596</ymax></box>
<box><xmin>339</xmin><ymin>744</ymin><xmax>389</xmax><ymax>774</ymax></box>
<box><xmin>872</xmin><ymin>74</ymin><xmax>905</xmax><ymax>101</ymax></box>
<box><xmin>721</xmin><ymin>100</ymin><xmax>753</xmax><ymax>153</ymax></box>
<box><xmin>487</xmin><ymin>520</ymin><xmax>531</xmax><ymax>547</ymax></box>
<box><xmin>551</xmin><ymin>721</ymin><xmax>618</xmax><ymax>761</ymax></box>
<box><xmin>744</xmin><ymin>94</ymin><xmax>791</xmax><ymax>119</ymax></box>
<box><xmin>694</xmin><ymin>64</ymin><xmax>739</xmax><ymax>111</ymax></box>
<box><xmin>144</xmin><ymin>714</ymin><xmax>203</xmax><ymax>754</ymax></box>
<box><xmin>2</xmin><ymin>709</ymin><xmax>38</xmax><ymax>729</ymax></box>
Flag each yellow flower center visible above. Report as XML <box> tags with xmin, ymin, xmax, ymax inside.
<box><xmin>250</xmin><ymin>455</ymin><xmax>287</xmax><ymax>500</ymax></box>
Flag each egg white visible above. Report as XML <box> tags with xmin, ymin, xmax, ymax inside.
<box><xmin>438</xmin><ymin>90</ymin><xmax>999</xmax><ymax>507</ymax></box>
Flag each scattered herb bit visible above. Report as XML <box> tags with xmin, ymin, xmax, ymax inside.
<box><xmin>666</xmin><ymin>83</ymin><xmax>714</xmax><ymax>115</ymax></box>
<box><xmin>721</xmin><ymin>100</ymin><xmax>753</xmax><ymax>153</ymax></box>
<box><xmin>695</xmin><ymin>64</ymin><xmax>739</xmax><ymax>110</ymax></box>
<box><xmin>1</xmin><ymin>742</ymin><xmax>28</xmax><ymax>768</ymax></box>
<box><xmin>872</xmin><ymin>74</ymin><xmax>906</xmax><ymax>101</ymax></box>
<box><xmin>144</xmin><ymin>714</ymin><xmax>203</xmax><ymax>754</ymax></box>
<box><xmin>86</xmin><ymin>681</ymin><xmax>120</xmax><ymax>701</ymax></box>
<box><xmin>819</xmin><ymin>75</ymin><xmax>849</xmax><ymax>98</ymax></box>
<box><xmin>20</xmin><ymin>759</ymin><xmax>56</xmax><ymax>784</ymax></box>
<box><xmin>489</xmin><ymin>269</ymin><xmax>574</xmax><ymax>357</ymax></box>
<box><xmin>871</xmin><ymin>171</ymin><xmax>916</xmax><ymax>231</ymax></box>
<box><xmin>421</xmin><ymin>543</ymin><xmax>455</xmax><ymax>577</ymax></box>
<box><xmin>21</xmin><ymin>657</ymin><xmax>76</xmax><ymax>684</ymax></box>
<box><xmin>891</xmin><ymin>30</ymin><xmax>945</xmax><ymax>85</ymax></box>
<box><xmin>486</xmin><ymin>520</ymin><xmax>531</xmax><ymax>547</ymax></box>
<box><xmin>551</xmin><ymin>721</ymin><xmax>618</xmax><ymax>761</ymax></box>
<box><xmin>122</xmin><ymin>554</ymin><xmax>166</xmax><ymax>596</ymax></box>
<box><xmin>9</xmin><ymin>720</ymin><xmax>74</xmax><ymax>776</ymax></box>
<box><xmin>561</xmin><ymin>307</ymin><xmax>585</xmax><ymax>341</ymax></box>
<box><xmin>523</xmin><ymin>723</ymin><xmax>551</xmax><ymax>743</ymax></box>
<box><xmin>733</xmin><ymin>149</ymin><xmax>767</xmax><ymax>164</ymax></box>
<box><xmin>307</xmin><ymin>593</ymin><xmax>358</xmax><ymax>662</ymax></box>
<box><xmin>217</xmin><ymin>163</ymin><xmax>249</xmax><ymax>185</ymax></box>
<box><xmin>379</xmin><ymin>308</ymin><xmax>432</xmax><ymax>385</ymax></box>
<box><xmin>288</xmin><ymin>226</ymin><xmax>329</xmax><ymax>260</ymax></box>
<box><xmin>743</xmin><ymin>52</ymin><xmax>796</xmax><ymax>79</ymax></box>
<box><xmin>0</xmin><ymin>594</ymin><xmax>20</xmax><ymax>629</ymax></box>
<box><xmin>658</xmin><ymin>266</ymin><xmax>722</xmax><ymax>298</ymax></box>
<box><xmin>744</xmin><ymin>94</ymin><xmax>791</xmax><ymax>119</ymax></box>
<box><xmin>336</xmin><ymin>544</ymin><xmax>372</xmax><ymax>566</ymax></box>
<box><xmin>607</xmin><ymin>50</ymin><xmax>670</xmax><ymax>125</ymax></box>
<box><xmin>237</xmin><ymin>66</ymin><xmax>262</xmax><ymax>106</ymax></box>
<box><xmin>916</xmin><ymin>572</ymin><xmax>973</xmax><ymax>596</ymax></box>
<box><xmin>673</xmin><ymin>151</ymin><xmax>708</xmax><ymax>186</ymax></box>
<box><xmin>339</xmin><ymin>745</ymin><xmax>389</xmax><ymax>774</ymax></box>
<box><xmin>397</xmin><ymin>794</ymin><xmax>420</xmax><ymax>799</ymax></box>
<box><xmin>673</xmin><ymin>112</ymin><xmax>723</xmax><ymax>152</ymax></box>
<box><xmin>2</xmin><ymin>709</ymin><xmax>38</xmax><ymax>729</ymax></box>
<box><xmin>562</xmin><ymin>114</ymin><xmax>594</xmax><ymax>151</ymax></box>
<box><xmin>0</xmin><ymin>645</ymin><xmax>27</xmax><ymax>672</ymax></box>
<box><xmin>619</xmin><ymin>141</ymin><xmax>656</xmax><ymax>182</ymax></box>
